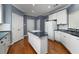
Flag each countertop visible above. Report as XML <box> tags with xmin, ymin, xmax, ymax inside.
<box><xmin>55</xmin><ymin>29</ymin><xmax>79</xmax><ymax>37</ymax></box>
<box><xmin>30</xmin><ymin>32</ymin><xmax>48</xmax><ymax>37</ymax></box>
<box><xmin>0</xmin><ymin>31</ymin><xmax>9</xmax><ymax>40</ymax></box>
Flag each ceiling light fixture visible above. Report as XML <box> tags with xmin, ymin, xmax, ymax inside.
<box><xmin>48</xmin><ymin>5</ymin><xmax>51</xmax><ymax>8</ymax></box>
<box><xmin>32</xmin><ymin>4</ymin><xmax>35</xmax><ymax>6</ymax></box>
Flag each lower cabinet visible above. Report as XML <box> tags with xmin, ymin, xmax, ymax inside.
<box><xmin>0</xmin><ymin>33</ymin><xmax>10</xmax><ymax>54</ymax></box>
<box><xmin>55</xmin><ymin>31</ymin><xmax>61</xmax><ymax>42</ymax></box>
<box><xmin>28</xmin><ymin>32</ymin><xmax>48</xmax><ymax>54</ymax></box>
<box><xmin>66</xmin><ymin>35</ymin><xmax>79</xmax><ymax>54</ymax></box>
<box><xmin>0</xmin><ymin>42</ymin><xmax>6</xmax><ymax>54</ymax></box>
<box><xmin>55</xmin><ymin>31</ymin><xmax>79</xmax><ymax>54</ymax></box>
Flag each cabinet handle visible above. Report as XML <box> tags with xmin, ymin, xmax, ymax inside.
<box><xmin>1</xmin><ymin>41</ymin><xmax>3</xmax><ymax>44</ymax></box>
<box><xmin>5</xmin><ymin>37</ymin><xmax>7</xmax><ymax>39</ymax></box>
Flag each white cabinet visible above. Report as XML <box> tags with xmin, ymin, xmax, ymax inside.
<box><xmin>48</xmin><ymin>9</ymin><xmax>67</xmax><ymax>24</ymax></box>
<box><xmin>0</xmin><ymin>33</ymin><xmax>10</xmax><ymax>54</ymax></box>
<box><xmin>57</xmin><ymin>9</ymin><xmax>67</xmax><ymax>24</ymax></box>
<box><xmin>53</xmin><ymin>13</ymin><xmax>57</xmax><ymax>19</ymax></box>
<box><xmin>55</xmin><ymin>31</ymin><xmax>61</xmax><ymax>42</ymax></box>
<box><xmin>65</xmin><ymin>34</ymin><xmax>79</xmax><ymax>54</ymax></box>
<box><xmin>61</xmin><ymin>32</ymin><xmax>70</xmax><ymax>47</ymax></box>
<box><xmin>56</xmin><ymin>31</ymin><xmax>79</xmax><ymax>54</ymax></box>
<box><xmin>0</xmin><ymin>40</ymin><xmax>6</xmax><ymax>54</ymax></box>
<box><xmin>48</xmin><ymin>13</ymin><xmax>57</xmax><ymax>20</ymax></box>
<box><xmin>28</xmin><ymin>32</ymin><xmax>48</xmax><ymax>54</ymax></box>
<box><xmin>12</xmin><ymin>13</ymin><xmax>24</xmax><ymax>44</ymax></box>
<box><xmin>5</xmin><ymin>33</ymin><xmax>10</xmax><ymax>52</ymax></box>
<box><xmin>48</xmin><ymin>14</ymin><xmax>53</xmax><ymax>20</ymax></box>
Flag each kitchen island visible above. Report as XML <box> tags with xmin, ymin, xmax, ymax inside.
<box><xmin>28</xmin><ymin>31</ymin><xmax>48</xmax><ymax>54</ymax></box>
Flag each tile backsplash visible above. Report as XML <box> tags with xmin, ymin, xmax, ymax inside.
<box><xmin>58</xmin><ymin>25</ymin><xmax>68</xmax><ymax>30</ymax></box>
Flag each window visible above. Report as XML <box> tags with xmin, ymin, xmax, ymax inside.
<box><xmin>0</xmin><ymin>4</ymin><xmax>2</xmax><ymax>23</ymax></box>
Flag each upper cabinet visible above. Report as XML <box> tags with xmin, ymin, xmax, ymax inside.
<box><xmin>48</xmin><ymin>13</ymin><xmax>57</xmax><ymax>20</ymax></box>
<box><xmin>57</xmin><ymin>9</ymin><xmax>67</xmax><ymax>24</ymax></box>
<box><xmin>0</xmin><ymin>5</ymin><xmax>3</xmax><ymax>24</ymax></box>
<box><xmin>48</xmin><ymin>9</ymin><xmax>67</xmax><ymax>24</ymax></box>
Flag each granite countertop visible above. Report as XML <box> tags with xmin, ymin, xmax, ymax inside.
<box><xmin>0</xmin><ymin>32</ymin><xmax>9</xmax><ymax>40</ymax></box>
<box><xmin>30</xmin><ymin>32</ymin><xmax>48</xmax><ymax>37</ymax></box>
<box><xmin>56</xmin><ymin>29</ymin><xmax>79</xmax><ymax>37</ymax></box>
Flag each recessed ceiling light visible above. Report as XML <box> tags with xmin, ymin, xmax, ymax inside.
<box><xmin>48</xmin><ymin>5</ymin><xmax>51</xmax><ymax>8</ymax></box>
<box><xmin>32</xmin><ymin>4</ymin><xmax>35</xmax><ymax>6</ymax></box>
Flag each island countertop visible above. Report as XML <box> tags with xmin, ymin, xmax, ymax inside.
<box><xmin>30</xmin><ymin>31</ymin><xmax>48</xmax><ymax>37</ymax></box>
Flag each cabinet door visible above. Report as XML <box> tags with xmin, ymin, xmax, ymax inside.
<box><xmin>55</xmin><ymin>31</ymin><xmax>60</xmax><ymax>42</ymax></box>
<box><xmin>52</xmin><ymin>13</ymin><xmax>57</xmax><ymax>20</ymax></box>
<box><xmin>12</xmin><ymin>13</ymin><xmax>24</xmax><ymax>44</ymax></box>
<box><xmin>49</xmin><ymin>14</ymin><xmax>53</xmax><ymax>20</ymax></box>
<box><xmin>49</xmin><ymin>13</ymin><xmax>57</xmax><ymax>20</ymax></box>
<box><xmin>41</xmin><ymin>36</ymin><xmax>48</xmax><ymax>53</ymax></box>
<box><xmin>18</xmin><ymin>15</ymin><xmax>24</xmax><ymax>40</ymax></box>
<box><xmin>12</xmin><ymin>13</ymin><xmax>19</xmax><ymax>44</ymax></box>
<box><xmin>0</xmin><ymin>38</ymin><xmax>7</xmax><ymax>54</ymax></box>
<box><xmin>68</xmin><ymin>35</ymin><xmax>79</xmax><ymax>54</ymax></box>
<box><xmin>57</xmin><ymin>9</ymin><xmax>67</xmax><ymax>24</ymax></box>
<box><xmin>62</xmin><ymin>33</ymin><xmax>70</xmax><ymax>47</ymax></box>
<box><xmin>0</xmin><ymin>43</ymin><xmax>5</xmax><ymax>54</ymax></box>
<box><xmin>5</xmin><ymin>34</ymin><xmax>10</xmax><ymax>46</ymax></box>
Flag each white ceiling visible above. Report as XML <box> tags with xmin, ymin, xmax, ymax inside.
<box><xmin>13</xmin><ymin>4</ymin><xmax>60</xmax><ymax>16</ymax></box>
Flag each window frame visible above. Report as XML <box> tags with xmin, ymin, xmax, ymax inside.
<box><xmin>0</xmin><ymin>4</ymin><xmax>3</xmax><ymax>24</ymax></box>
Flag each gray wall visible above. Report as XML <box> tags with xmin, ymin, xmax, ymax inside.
<box><xmin>23</xmin><ymin>15</ymin><xmax>27</xmax><ymax>35</ymax></box>
<box><xmin>34</xmin><ymin>16</ymin><xmax>48</xmax><ymax>32</ymax></box>
<box><xmin>3</xmin><ymin>4</ymin><xmax>48</xmax><ymax>35</ymax></box>
<box><xmin>3</xmin><ymin>4</ymin><xmax>24</xmax><ymax>25</ymax></box>
<box><xmin>34</xmin><ymin>19</ymin><xmax>37</xmax><ymax>30</ymax></box>
<box><xmin>3</xmin><ymin>4</ymin><xmax>12</xmax><ymax>24</ymax></box>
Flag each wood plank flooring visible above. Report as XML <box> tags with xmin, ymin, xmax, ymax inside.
<box><xmin>8</xmin><ymin>36</ymin><xmax>70</xmax><ymax>54</ymax></box>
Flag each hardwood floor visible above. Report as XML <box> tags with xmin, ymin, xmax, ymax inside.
<box><xmin>8</xmin><ymin>36</ymin><xmax>70</xmax><ymax>54</ymax></box>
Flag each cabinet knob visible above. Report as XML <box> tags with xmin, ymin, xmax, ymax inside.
<box><xmin>1</xmin><ymin>41</ymin><xmax>3</xmax><ymax>44</ymax></box>
<box><xmin>5</xmin><ymin>37</ymin><xmax>7</xmax><ymax>39</ymax></box>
